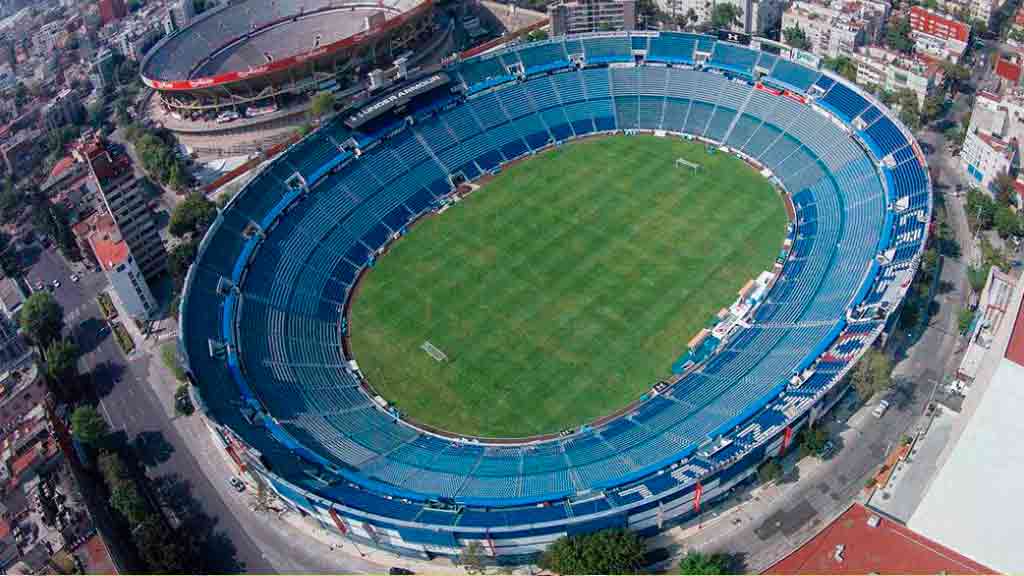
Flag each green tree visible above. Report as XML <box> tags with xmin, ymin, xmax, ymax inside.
<box><xmin>966</xmin><ymin>188</ymin><xmax>997</xmax><ymax>230</ymax></box>
<box><xmin>992</xmin><ymin>171</ymin><xmax>1016</xmax><ymax>205</ymax></box>
<box><xmin>966</xmin><ymin>264</ymin><xmax>990</xmax><ymax>292</ymax></box>
<box><xmin>757</xmin><ymin>458</ymin><xmax>782</xmax><ymax>483</ymax></box>
<box><xmin>994</xmin><ymin>205</ymin><xmax>1022</xmax><ymax>238</ymax></box>
<box><xmin>798</xmin><ymin>426</ymin><xmax>829</xmax><ymax>458</ymax></box>
<box><xmin>783</xmin><ymin>25</ymin><xmax>810</xmax><ymax>50</ymax></box>
<box><xmin>45</xmin><ymin>338</ymin><xmax>80</xmax><ymax>389</ymax></box>
<box><xmin>850</xmin><ymin>348</ymin><xmax>892</xmax><ymax>400</ymax></box>
<box><xmin>539</xmin><ymin>529</ymin><xmax>647</xmax><ymax>575</ymax></box>
<box><xmin>135</xmin><ymin>516</ymin><xmax>190</xmax><ymax>573</ymax></box>
<box><xmin>822</xmin><ymin>56</ymin><xmax>857</xmax><ymax>82</ymax></box>
<box><xmin>0</xmin><ymin>180</ymin><xmax>24</xmax><ymax>219</ymax></box>
<box><xmin>0</xmin><ymin>231</ymin><xmax>20</xmax><ymax>277</ymax></box>
<box><xmin>168</xmin><ymin>239</ymin><xmax>198</xmax><ymax>289</ymax></box>
<box><xmin>109</xmin><ymin>480</ymin><xmax>148</xmax><ymax>524</ymax></box>
<box><xmin>309</xmin><ymin>91</ymin><xmax>336</xmax><ymax>123</ymax></box>
<box><xmin>897</xmin><ymin>89</ymin><xmax>921</xmax><ymax>130</ymax></box>
<box><xmin>921</xmin><ymin>93</ymin><xmax>945</xmax><ymax>124</ymax></box>
<box><xmin>459</xmin><ymin>541</ymin><xmax>485</xmax><ymax>574</ymax></box>
<box><xmin>19</xmin><ymin>292</ymin><xmax>64</xmax><ymax>348</ymax></box>
<box><xmin>88</xmin><ymin>102</ymin><xmax>108</xmax><ymax>128</ymax></box>
<box><xmin>958</xmin><ymin>307</ymin><xmax>975</xmax><ymax>334</ymax></box>
<box><xmin>887</xmin><ymin>17</ymin><xmax>914</xmax><ymax>53</ymax></box>
<box><xmin>169</xmin><ymin>194</ymin><xmax>217</xmax><ymax>238</ymax></box>
<box><xmin>711</xmin><ymin>3</ymin><xmax>741</xmax><ymax>28</ymax></box>
<box><xmin>71</xmin><ymin>405</ymin><xmax>109</xmax><ymax>445</ymax></box>
<box><xmin>678</xmin><ymin>551</ymin><xmax>730</xmax><ymax>575</ymax></box>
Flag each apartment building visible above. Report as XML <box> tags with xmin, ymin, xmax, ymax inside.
<box><xmin>78</xmin><ymin>136</ymin><xmax>167</xmax><ymax>282</ymax></box>
<box><xmin>548</xmin><ymin>0</ymin><xmax>636</xmax><ymax>35</ymax></box>
<box><xmin>853</xmin><ymin>45</ymin><xmax>943</xmax><ymax>106</ymax></box>
<box><xmin>781</xmin><ymin>0</ymin><xmax>879</xmax><ymax>58</ymax></box>
<box><xmin>960</xmin><ymin>90</ymin><xmax>1022</xmax><ymax>190</ymax></box>
<box><xmin>909</xmin><ymin>6</ymin><xmax>971</xmax><ymax>62</ymax></box>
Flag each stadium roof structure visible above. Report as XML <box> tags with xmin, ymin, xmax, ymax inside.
<box><xmin>179</xmin><ymin>32</ymin><xmax>931</xmax><ymax>556</ymax></box>
<box><xmin>765</xmin><ymin>503</ymin><xmax>992</xmax><ymax>575</ymax></box>
<box><xmin>908</xmin><ymin>281</ymin><xmax>1024</xmax><ymax>573</ymax></box>
<box><xmin>141</xmin><ymin>0</ymin><xmax>432</xmax><ymax>95</ymax></box>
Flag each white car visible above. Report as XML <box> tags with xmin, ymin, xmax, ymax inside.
<box><xmin>51</xmin><ymin>280</ymin><xmax>60</xmax><ymax>289</ymax></box>
<box><xmin>70</xmin><ymin>274</ymin><xmax>79</xmax><ymax>283</ymax></box>
<box><xmin>872</xmin><ymin>399</ymin><xmax>890</xmax><ymax>419</ymax></box>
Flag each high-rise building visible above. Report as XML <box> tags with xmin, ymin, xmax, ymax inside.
<box><xmin>42</xmin><ymin>88</ymin><xmax>84</xmax><ymax>133</ymax></box>
<box><xmin>79</xmin><ymin>136</ymin><xmax>167</xmax><ymax>285</ymax></box>
<box><xmin>548</xmin><ymin>0</ymin><xmax>636</xmax><ymax>36</ymax></box>
<box><xmin>98</xmin><ymin>0</ymin><xmax>127</xmax><ymax>26</ymax></box>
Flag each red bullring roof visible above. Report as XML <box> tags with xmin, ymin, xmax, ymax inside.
<box><xmin>764</xmin><ymin>504</ymin><xmax>994</xmax><ymax>575</ymax></box>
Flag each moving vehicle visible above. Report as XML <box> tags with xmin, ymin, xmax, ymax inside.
<box><xmin>229</xmin><ymin>476</ymin><xmax>246</xmax><ymax>492</ymax></box>
<box><xmin>872</xmin><ymin>399</ymin><xmax>890</xmax><ymax>419</ymax></box>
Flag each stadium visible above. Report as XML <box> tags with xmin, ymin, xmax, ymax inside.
<box><xmin>139</xmin><ymin>0</ymin><xmax>440</xmax><ymax>120</ymax></box>
<box><xmin>179</xmin><ymin>31</ymin><xmax>931</xmax><ymax>561</ymax></box>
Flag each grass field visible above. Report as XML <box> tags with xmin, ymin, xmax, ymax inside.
<box><xmin>349</xmin><ymin>135</ymin><xmax>787</xmax><ymax>437</ymax></box>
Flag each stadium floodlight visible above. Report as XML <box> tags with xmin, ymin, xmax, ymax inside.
<box><xmin>421</xmin><ymin>341</ymin><xmax>449</xmax><ymax>362</ymax></box>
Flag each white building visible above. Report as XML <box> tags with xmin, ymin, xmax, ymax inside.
<box><xmin>909</xmin><ymin>6</ymin><xmax>971</xmax><ymax>62</ymax></box>
<box><xmin>76</xmin><ymin>212</ymin><xmax>157</xmax><ymax>319</ymax></box>
<box><xmin>960</xmin><ymin>90</ymin><xmax>1022</xmax><ymax>190</ymax></box>
<box><xmin>935</xmin><ymin>0</ymin><xmax>1004</xmax><ymax>27</ymax></box>
<box><xmin>115</xmin><ymin>21</ymin><xmax>163</xmax><ymax>61</ymax></box>
<box><xmin>781</xmin><ymin>0</ymin><xmax>878</xmax><ymax>58</ymax></box>
<box><xmin>853</xmin><ymin>45</ymin><xmax>943</xmax><ymax>106</ymax></box>
<box><xmin>31</xmin><ymin>20</ymin><xmax>62</xmax><ymax>56</ymax></box>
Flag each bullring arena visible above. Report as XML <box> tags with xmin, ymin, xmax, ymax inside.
<box><xmin>180</xmin><ymin>31</ymin><xmax>931</xmax><ymax>561</ymax></box>
<box><xmin>140</xmin><ymin>0</ymin><xmax>444</xmax><ymax>153</ymax></box>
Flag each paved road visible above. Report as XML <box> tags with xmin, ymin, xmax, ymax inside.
<box><xmin>31</xmin><ymin>246</ymin><xmax>394</xmax><ymax>573</ymax></box>
<box><xmin>653</xmin><ymin>84</ymin><xmax>979</xmax><ymax>572</ymax></box>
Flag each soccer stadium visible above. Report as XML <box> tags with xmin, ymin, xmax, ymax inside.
<box><xmin>140</xmin><ymin>0</ymin><xmax>440</xmax><ymax>119</ymax></box>
<box><xmin>179</xmin><ymin>31</ymin><xmax>931</xmax><ymax>561</ymax></box>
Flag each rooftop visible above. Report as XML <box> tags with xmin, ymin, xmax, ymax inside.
<box><xmin>1006</xmin><ymin>286</ymin><xmax>1024</xmax><ymax>365</ymax></box>
<box><xmin>766</xmin><ymin>503</ymin><xmax>993</xmax><ymax>574</ymax></box>
<box><xmin>76</xmin><ymin>213</ymin><xmax>130</xmax><ymax>271</ymax></box>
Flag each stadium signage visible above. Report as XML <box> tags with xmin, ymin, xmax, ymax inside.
<box><xmin>345</xmin><ymin>73</ymin><xmax>450</xmax><ymax>128</ymax></box>
<box><xmin>716</xmin><ymin>29</ymin><xmax>750</xmax><ymax>45</ymax></box>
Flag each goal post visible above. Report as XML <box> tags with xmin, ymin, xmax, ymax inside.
<box><xmin>421</xmin><ymin>341</ymin><xmax>449</xmax><ymax>362</ymax></box>
<box><xmin>676</xmin><ymin>158</ymin><xmax>701</xmax><ymax>174</ymax></box>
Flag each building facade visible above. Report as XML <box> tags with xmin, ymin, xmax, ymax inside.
<box><xmin>853</xmin><ymin>45</ymin><xmax>942</xmax><ymax>106</ymax></box>
<box><xmin>41</xmin><ymin>88</ymin><xmax>83</xmax><ymax>133</ymax></box>
<box><xmin>98</xmin><ymin>0</ymin><xmax>127</xmax><ymax>26</ymax></box>
<box><xmin>79</xmin><ymin>136</ymin><xmax>167</xmax><ymax>283</ymax></box>
<box><xmin>75</xmin><ymin>212</ymin><xmax>158</xmax><ymax>318</ymax></box>
<box><xmin>781</xmin><ymin>0</ymin><xmax>874</xmax><ymax>58</ymax></box>
<box><xmin>960</xmin><ymin>90</ymin><xmax>1022</xmax><ymax>190</ymax></box>
<box><xmin>909</xmin><ymin>6</ymin><xmax>970</xmax><ymax>62</ymax></box>
<box><xmin>548</xmin><ymin>0</ymin><xmax>636</xmax><ymax>35</ymax></box>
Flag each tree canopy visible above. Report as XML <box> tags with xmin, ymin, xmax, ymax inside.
<box><xmin>798</xmin><ymin>426</ymin><xmax>829</xmax><ymax>458</ymax></box>
<box><xmin>710</xmin><ymin>3</ymin><xmax>741</xmax><ymax>28</ymax></box>
<box><xmin>678</xmin><ymin>551</ymin><xmax>730</xmax><ymax>575</ymax></box>
<box><xmin>309</xmin><ymin>91</ymin><xmax>336</xmax><ymax>122</ymax></box>
<box><xmin>886</xmin><ymin>17</ymin><xmax>914</xmax><ymax>53</ymax></box>
<box><xmin>783</xmin><ymin>26</ymin><xmax>810</xmax><ymax>50</ymax></box>
<box><xmin>539</xmin><ymin>529</ymin><xmax>647</xmax><ymax>575</ymax></box>
<box><xmin>71</xmin><ymin>405</ymin><xmax>109</xmax><ymax>445</ymax></box>
<box><xmin>45</xmin><ymin>338</ymin><xmax>80</xmax><ymax>392</ymax></box>
<box><xmin>169</xmin><ymin>194</ymin><xmax>217</xmax><ymax>238</ymax></box>
<box><xmin>19</xmin><ymin>292</ymin><xmax>64</xmax><ymax>348</ymax></box>
<box><xmin>850</xmin><ymin>348</ymin><xmax>892</xmax><ymax>400</ymax></box>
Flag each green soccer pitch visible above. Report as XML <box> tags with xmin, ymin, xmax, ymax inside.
<box><xmin>348</xmin><ymin>135</ymin><xmax>788</xmax><ymax>438</ymax></box>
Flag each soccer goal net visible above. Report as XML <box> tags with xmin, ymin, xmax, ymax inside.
<box><xmin>676</xmin><ymin>158</ymin><xmax>701</xmax><ymax>173</ymax></box>
<box><xmin>421</xmin><ymin>341</ymin><xmax>449</xmax><ymax>362</ymax></box>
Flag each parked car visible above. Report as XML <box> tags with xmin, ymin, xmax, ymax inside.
<box><xmin>51</xmin><ymin>280</ymin><xmax>60</xmax><ymax>289</ymax></box>
<box><xmin>70</xmin><ymin>274</ymin><xmax>79</xmax><ymax>283</ymax></box>
<box><xmin>229</xmin><ymin>476</ymin><xmax>245</xmax><ymax>492</ymax></box>
<box><xmin>872</xmin><ymin>399</ymin><xmax>890</xmax><ymax>419</ymax></box>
